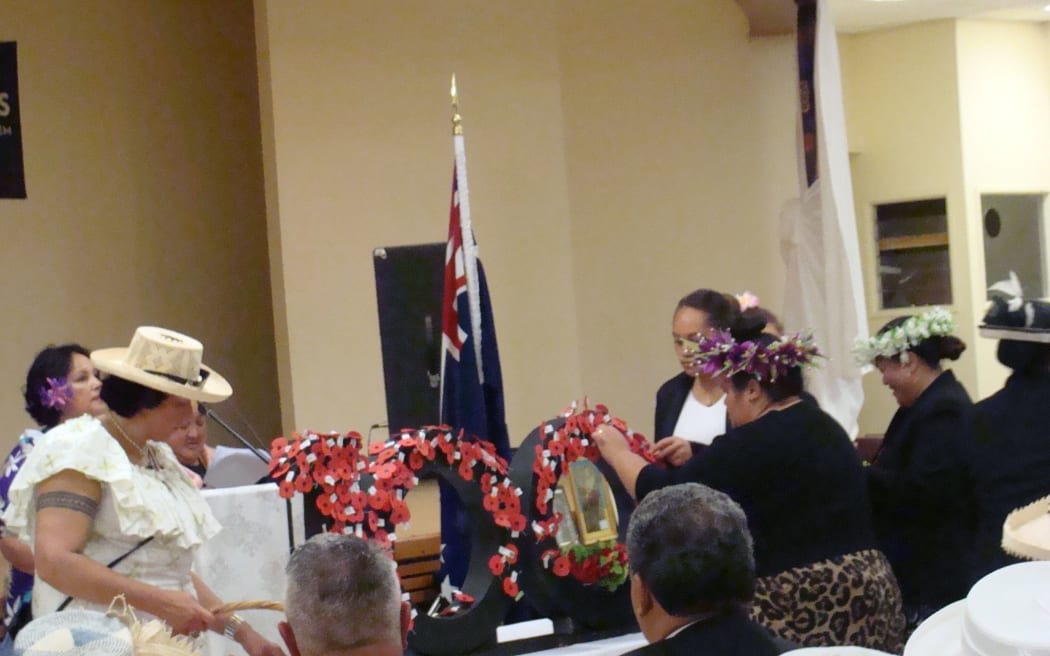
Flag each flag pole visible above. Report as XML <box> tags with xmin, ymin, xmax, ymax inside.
<box><xmin>450</xmin><ymin>74</ymin><xmax>485</xmax><ymax>382</ymax></box>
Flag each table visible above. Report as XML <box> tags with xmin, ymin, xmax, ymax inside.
<box><xmin>194</xmin><ymin>483</ymin><xmax>304</xmax><ymax>656</ymax></box>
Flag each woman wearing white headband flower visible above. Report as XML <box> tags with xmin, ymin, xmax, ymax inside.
<box><xmin>854</xmin><ymin>308</ymin><xmax>979</xmax><ymax>631</ymax></box>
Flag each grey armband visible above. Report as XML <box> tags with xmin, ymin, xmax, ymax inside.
<box><xmin>36</xmin><ymin>491</ymin><xmax>99</xmax><ymax>519</ymax></box>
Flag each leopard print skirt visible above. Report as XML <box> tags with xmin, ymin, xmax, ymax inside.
<box><xmin>750</xmin><ymin>549</ymin><xmax>906</xmax><ymax>653</ymax></box>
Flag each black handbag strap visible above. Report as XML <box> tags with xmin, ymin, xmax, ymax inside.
<box><xmin>55</xmin><ymin>536</ymin><xmax>155</xmax><ymax>612</ymax></box>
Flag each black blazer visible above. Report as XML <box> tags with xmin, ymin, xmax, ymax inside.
<box><xmin>867</xmin><ymin>370</ymin><xmax>979</xmax><ymax>608</ymax></box>
<box><xmin>637</xmin><ymin>400</ymin><xmax>876</xmax><ymax>578</ymax></box>
<box><xmin>974</xmin><ymin>370</ymin><xmax>1050</xmax><ymax>574</ymax></box>
<box><xmin>654</xmin><ymin>372</ymin><xmax>694</xmax><ymax>441</ymax></box>
<box><xmin>620</xmin><ymin>612</ymin><xmax>786</xmax><ymax>656</ymax></box>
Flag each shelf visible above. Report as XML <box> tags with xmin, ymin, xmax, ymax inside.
<box><xmin>878</xmin><ymin>232</ymin><xmax>948</xmax><ymax>251</ymax></box>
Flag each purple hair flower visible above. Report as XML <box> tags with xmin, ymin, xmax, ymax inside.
<box><xmin>689</xmin><ymin>330</ymin><xmax>823</xmax><ymax>382</ymax></box>
<box><xmin>40</xmin><ymin>377</ymin><xmax>73</xmax><ymax>409</ymax></box>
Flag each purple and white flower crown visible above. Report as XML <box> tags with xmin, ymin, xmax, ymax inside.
<box><xmin>691</xmin><ymin>330</ymin><xmax>823</xmax><ymax>381</ymax></box>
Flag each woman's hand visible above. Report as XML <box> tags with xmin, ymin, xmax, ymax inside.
<box><xmin>238</xmin><ymin>625</ymin><xmax>287</xmax><ymax>656</ymax></box>
<box><xmin>152</xmin><ymin>589</ymin><xmax>215</xmax><ymax>636</ymax></box>
<box><xmin>651</xmin><ymin>437</ymin><xmax>692</xmax><ymax>467</ymax></box>
<box><xmin>0</xmin><ymin>535</ymin><xmax>35</xmax><ymax>573</ymax></box>
<box><xmin>592</xmin><ymin>424</ymin><xmax>629</xmax><ymax>459</ymax></box>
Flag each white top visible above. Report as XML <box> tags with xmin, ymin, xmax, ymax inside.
<box><xmin>671</xmin><ymin>391</ymin><xmax>727</xmax><ymax>445</ymax></box>
<box><xmin>1</xmin><ymin>415</ymin><xmax>222</xmax><ymax>617</ymax></box>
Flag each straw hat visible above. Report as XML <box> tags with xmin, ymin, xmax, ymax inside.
<box><xmin>1002</xmin><ymin>495</ymin><xmax>1050</xmax><ymax>562</ymax></box>
<box><xmin>903</xmin><ymin>561</ymin><xmax>1050</xmax><ymax>656</ymax></box>
<box><xmin>92</xmin><ymin>327</ymin><xmax>232</xmax><ymax>403</ymax></box>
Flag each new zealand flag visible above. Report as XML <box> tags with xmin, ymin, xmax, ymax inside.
<box><xmin>439</xmin><ymin>164</ymin><xmax>510</xmax><ymax>586</ymax></box>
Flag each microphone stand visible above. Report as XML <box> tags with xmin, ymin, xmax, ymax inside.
<box><xmin>203</xmin><ymin>407</ymin><xmax>270</xmax><ymax>464</ymax></box>
<box><xmin>203</xmin><ymin>407</ymin><xmax>296</xmax><ymax>550</ymax></box>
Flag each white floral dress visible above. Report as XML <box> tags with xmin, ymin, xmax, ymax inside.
<box><xmin>0</xmin><ymin>415</ymin><xmax>221</xmax><ymax>617</ymax></box>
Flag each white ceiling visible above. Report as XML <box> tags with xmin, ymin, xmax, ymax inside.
<box><xmin>829</xmin><ymin>0</ymin><xmax>1050</xmax><ymax>33</ymax></box>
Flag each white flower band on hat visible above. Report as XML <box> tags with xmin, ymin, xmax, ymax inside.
<box><xmin>852</xmin><ymin>307</ymin><xmax>955</xmax><ymax>366</ymax></box>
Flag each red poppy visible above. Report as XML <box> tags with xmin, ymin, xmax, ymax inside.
<box><xmin>368</xmin><ymin>489</ymin><xmax>390</xmax><ymax>511</ymax></box>
<box><xmin>488</xmin><ymin>555</ymin><xmax>505</xmax><ymax>576</ymax></box>
<box><xmin>553</xmin><ymin>555</ymin><xmax>571</xmax><ymax>577</ymax></box>
<box><xmin>509</xmin><ymin>514</ymin><xmax>527</xmax><ymax>533</ymax></box>
<box><xmin>502</xmin><ymin>577</ymin><xmax>519</xmax><ymax>598</ymax></box>
<box><xmin>390</xmin><ymin>497</ymin><xmax>411</xmax><ymax>525</ymax></box>
<box><xmin>458</xmin><ymin>458</ymin><xmax>474</xmax><ymax>481</ymax></box>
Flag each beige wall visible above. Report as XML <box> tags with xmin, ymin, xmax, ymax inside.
<box><xmin>956</xmin><ymin>20</ymin><xmax>1050</xmax><ymax>399</ymax></box>
<box><xmin>557</xmin><ymin>2</ymin><xmax>796</xmax><ymax>431</ymax></box>
<box><xmin>255</xmin><ymin>0</ymin><xmax>583</xmax><ymax>442</ymax></box>
<box><xmin>841</xmin><ymin>21</ymin><xmax>976</xmax><ymax>434</ymax></box>
<box><xmin>842</xmin><ymin>20</ymin><xmax>1050</xmax><ymax>435</ymax></box>
<box><xmin>255</xmin><ymin>0</ymin><xmax>798</xmax><ymax>452</ymax></box>
<box><xmin>0</xmin><ymin>1</ymin><xmax>281</xmax><ymax>451</ymax></box>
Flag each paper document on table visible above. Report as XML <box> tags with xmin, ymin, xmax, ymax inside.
<box><xmin>204</xmin><ymin>445</ymin><xmax>271</xmax><ymax>488</ymax></box>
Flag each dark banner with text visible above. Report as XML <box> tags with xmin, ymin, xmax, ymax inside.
<box><xmin>0</xmin><ymin>42</ymin><xmax>26</xmax><ymax>199</ymax></box>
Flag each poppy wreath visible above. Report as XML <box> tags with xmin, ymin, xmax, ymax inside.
<box><xmin>531</xmin><ymin>402</ymin><xmax>656</xmax><ymax>590</ymax></box>
<box><xmin>270</xmin><ymin>426</ymin><xmax>527</xmax><ymax>600</ymax></box>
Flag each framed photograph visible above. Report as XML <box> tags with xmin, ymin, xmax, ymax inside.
<box><xmin>552</xmin><ymin>488</ymin><xmax>579</xmax><ymax>546</ymax></box>
<box><xmin>560</xmin><ymin>459</ymin><xmax>619</xmax><ymax>545</ymax></box>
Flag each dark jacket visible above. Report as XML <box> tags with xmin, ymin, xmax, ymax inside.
<box><xmin>974</xmin><ymin>370</ymin><xmax>1050</xmax><ymax>574</ymax></box>
<box><xmin>637</xmin><ymin>401</ymin><xmax>876</xmax><ymax>578</ymax></box>
<box><xmin>867</xmin><ymin>370</ymin><xmax>979</xmax><ymax>608</ymax></box>
<box><xmin>620</xmin><ymin>611</ymin><xmax>786</xmax><ymax>656</ymax></box>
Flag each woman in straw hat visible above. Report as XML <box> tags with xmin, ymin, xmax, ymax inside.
<box><xmin>854</xmin><ymin>308</ymin><xmax>979</xmax><ymax>630</ymax></box>
<box><xmin>1</xmin><ymin>327</ymin><xmax>282</xmax><ymax>656</ymax></box>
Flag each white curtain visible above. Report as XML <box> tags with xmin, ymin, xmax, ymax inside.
<box><xmin>780</xmin><ymin>0</ymin><xmax>869</xmax><ymax>438</ymax></box>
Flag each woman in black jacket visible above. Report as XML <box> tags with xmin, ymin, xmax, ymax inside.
<box><xmin>652</xmin><ymin>289</ymin><xmax>738</xmax><ymax>465</ymax></box>
<box><xmin>600</xmin><ymin>318</ymin><xmax>904</xmax><ymax>651</ymax></box>
<box><xmin>973</xmin><ymin>286</ymin><xmax>1050</xmax><ymax>575</ymax></box>
<box><xmin>856</xmin><ymin>308</ymin><xmax>979</xmax><ymax>629</ymax></box>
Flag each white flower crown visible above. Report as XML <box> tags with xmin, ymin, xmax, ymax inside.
<box><xmin>853</xmin><ymin>307</ymin><xmax>956</xmax><ymax>365</ymax></box>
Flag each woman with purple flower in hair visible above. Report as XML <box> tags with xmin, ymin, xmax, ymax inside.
<box><xmin>594</xmin><ymin>315</ymin><xmax>905</xmax><ymax>651</ymax></box>
<box><xmin>0</xmin><ymin>345</ymin><xmax>107</xmax><ymax>647</ymax></box>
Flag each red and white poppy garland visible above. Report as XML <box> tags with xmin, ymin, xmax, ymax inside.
<box><xmin>270</xmin><ymin>426</ymin><xmax>527</xmax><ymax>599</ymax></box>
<box><xmin>533</xmin><ymin>402</ymin><xmax>657</xmax><ymax>590</ymax></box>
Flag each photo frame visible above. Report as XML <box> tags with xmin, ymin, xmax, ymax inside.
<box><xmin>559</xmin><ymin>459</ymin><xmax>619</xmax><ymax>545</ymax></box>
<box><xmin>551</xmin><ymin>488</ymin><xmax>579</xmax><ymax>546</ymax></box>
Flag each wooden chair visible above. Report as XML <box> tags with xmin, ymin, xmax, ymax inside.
<box><xmin>855</xmin><ymin>434</ymin><xmax>884</xmax><ymax>463</ymax></box>
<box><xmin>394</xmin><ymin>533</ymin><xmax>442</xmax><ymax>606</ymax></box>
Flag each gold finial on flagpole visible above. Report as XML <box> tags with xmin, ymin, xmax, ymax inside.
<box><xmin>451</xmin><ymin>73</ymin><xmax>463</xmax><ymax>136</ymax></box>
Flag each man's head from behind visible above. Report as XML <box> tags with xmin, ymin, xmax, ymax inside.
<box><xmin>280</xmin><ymin>533</ymin><xmax>409</xmax><ymax>656</ymax></box>
<box><xmin>626</xmin><ymin>483</ymin><xmax>756</xmax><ymax>642</ymax></box>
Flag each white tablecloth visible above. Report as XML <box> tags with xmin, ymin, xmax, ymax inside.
<box><xmin>522</xmin><ymin>633</ymin><xmax>648</xmax><ymax>656</ymax></box>
<box><xmin>194</xmin><ymin>483</ymin><xmax>304</xmax><ymax>656</ymax></box>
